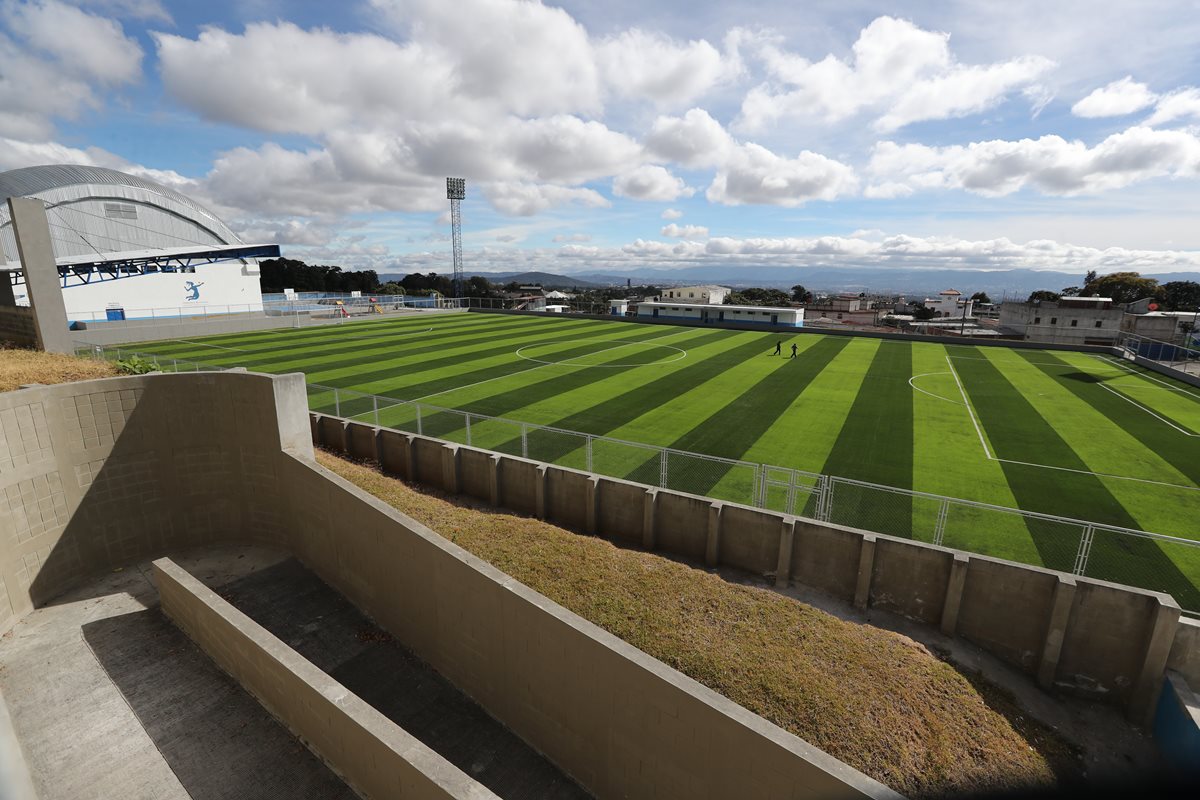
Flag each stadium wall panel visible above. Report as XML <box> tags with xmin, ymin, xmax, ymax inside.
<box><xmin>868</xmin><ymin>538</ymin><xmax>954</xmax><ymax>625</ymax></box>
<box><xmin>718</xmin><ymin>504</ymin><xmax>784</xmax><ymax>575</ymax></box>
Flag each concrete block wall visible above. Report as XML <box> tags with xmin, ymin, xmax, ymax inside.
<box><xmin>155</xmin><ymin>557</ymin><xmax>496</xmax><ymax>800</ymax></box>
<box><xmin>0</xmin><ymin>307</ymin><xmax>37</xmax><ymax>348</ymax></box>
<box><xmin>313</xmin><ymin>412</ymin><xmax>1190</xmax><ymax>725</ymax></box>
<box><xmin>0</xmin><ymin>371</ymin><xmax>311</xmax><ymax>632</ymax></box>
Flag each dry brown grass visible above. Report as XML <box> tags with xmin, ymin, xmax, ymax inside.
<box><xmin>318</xmin><ymin>450</ymin><xmax>1083</xmax><ymax>798</ymax></box>
<box><xmin>0</xmin><ymin>346</ymin><xmax>118</xmax><ymax>392</ymax></box>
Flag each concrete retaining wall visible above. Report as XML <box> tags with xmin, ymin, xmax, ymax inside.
<box><xmin>0</xmin><ymin>306</ymin><xmax>36</xmax><ymax>348</ymax></box>
<box><xmin>314</xmin><ymin>412</ymin><xmax>1188</xmax><ymax>725</ymax></box>
<box><xmin>467</xmin><ymin>307</ymin><xmax>1119</xmax><ymax>354</ymax></box>
<box><xmin>155</xmin><ymin>557</ymin><xmax>493</xmax><ymax>800</ymax></box>
<box><xmin>0</xmin><ymin>373</ymin><xmax>896</xmax><ymax>800</ymax></box>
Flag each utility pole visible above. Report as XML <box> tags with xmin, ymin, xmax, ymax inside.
<box><xmin>446</xmin><ymin>177</ymin><xmax>465</xmax><ymax>301</ymax></box>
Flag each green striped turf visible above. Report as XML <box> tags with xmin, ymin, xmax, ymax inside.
<box><xmin>136</xmin><ymin>314</ymin><xmax>1200</xmax><ymax>609</ymax></box>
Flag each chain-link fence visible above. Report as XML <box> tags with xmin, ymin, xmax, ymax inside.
<box><xmin>75</xmin><ymin>341</ymin><xmax>1200</xmax><ymax>613</ymax></box>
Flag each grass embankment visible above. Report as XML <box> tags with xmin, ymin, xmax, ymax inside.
<box><xmin>0</xmin><ymin>347</ymin><xmax>118</xmax><ymax>392</ymax></box>
<box><xmin>317</xmin><ymin>449</ymin><xmax>1081</xmax><ymax>799</ymax></box>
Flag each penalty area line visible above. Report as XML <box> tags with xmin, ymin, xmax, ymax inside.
<box><xmin>945</xmin><ymin>355</ymin><xmax>993</xmax><ymax>458</ymax></box>
<box><xmin>1097</xmin><ymin>383</ymin><xmax>1200</xmax><ymax>436</ymax></box>
<box><xmin>946</xmin><ymin>356</ymin><xmax>1200</xmax><ymax>491</ymax></box>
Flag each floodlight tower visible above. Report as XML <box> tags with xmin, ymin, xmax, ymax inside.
<box><xmin>446</xmin><ymin>177</ymin><xmax>466</xmax><ymax>300</ymax></box>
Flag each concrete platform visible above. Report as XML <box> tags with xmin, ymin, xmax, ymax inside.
<box><xmin>0</xmin><ymin>546</ymin><xmax>356</xmax><ymax>800</ymax></box>
<box><xmin>0</xmin><ymin>545</ymin><xmax>589</xmax><ymax>799</ymax></box>
<box><xmin>214</xmin><ymin>557</ymin><xmax>590</xmax><ymax>800</ymax></box>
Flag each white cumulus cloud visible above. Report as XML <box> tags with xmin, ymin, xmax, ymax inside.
<box><xmin>660</xmin><ymin>223</ymin><xmax>709</xmax><ymax>239</ymax></box>
<box><xmin>481</xmin><ymin>182</ymin><xmax>610</xmax><ymax>216</ymax></box>
<box><xmin>738</xmin><ymin>16</ymin><xmax>1053</xmax><ymax>133</ymax></box>
<box><xmin>1144</xmin><ymin>87</ymin><xmax>1200</xmax><ymax>126</ymax></box>
<box><xmin>613</xmin><ymin>165</ymin><xmax>693</xmax><ymax>201</ymax></box>
<box><xmin>1072</xmin><ymin>76</ymin><xmax>1158</xmax><ymax>118</ymax></box>
<box><xmin>707</xmin><ymin>143</ymin><xmax>858</xmax><ymax>206</ymax></box>
<box><xmin>0</xmin><ymin>0</ymin><xmax>142</xmax><ymax>138</ymax></box>
<box><xmin>868</xmin><ymin>126</ymin><xmax>1200</xmax><ymax>197</ymax></box>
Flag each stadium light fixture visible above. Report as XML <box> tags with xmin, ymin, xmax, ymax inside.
<box><xmin>446</xmin><ymin>177</ymin><xmax>466</xmax><ymax>299</ymax></box>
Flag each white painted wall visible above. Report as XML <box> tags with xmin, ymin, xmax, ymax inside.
<box><xmin>61</xmin><ymin>260</ymin><xmax>263</xmax><ymax>322</ymax></box>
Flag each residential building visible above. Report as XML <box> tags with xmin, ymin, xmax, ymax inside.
<box><xmin>656</xmin><ymin>285</ymin><xmax>729</xmax><ymax>304</ymax></box>
<box><xmin>999</xmin><ymin>296</ymin><xmax>1123</xmax><ymax>345</ymax></box>
<box><xmin>805</xmin><ymin>294</ymin><xmax>878</xmax><ymax>325</ymax></box>
<box><xmin>923</xmin><ymin>289</ymin><xmax>974</xmax><ymax>318</ymax></box>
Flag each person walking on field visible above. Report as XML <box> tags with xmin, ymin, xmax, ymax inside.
<box><xmin>790</xmin><ymin>343</ymin><xmax>798</xmax><ymax>358</ymax></box>
<box><xmin>772</xmin><ymin>340</ymin><xmax>782</xmax><ymax>356</ymax></box>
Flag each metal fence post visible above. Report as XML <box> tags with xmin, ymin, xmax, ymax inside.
<box><xmin>416</xmin><ymin>404</ymin><xmax>423</xmax><ymax>435</ymax></box>
<box><xmin>933</xmin><ymin>499</ymin><xmax>949</xmax><ymax>547</ymax></box>
<box><xmin>373</xmin><ymin>395</ymin><xmax>379</xmax><ymax>426</ymax></box>
<box><xmin>1072</xmin><ymin>525</ymin><xmax>1096</xmax><ymax>575</ymax></box>
<box><xmin>334</xmin><ymin>388</ymin><xmax>341</xmax><ymax>418</ymax></box>
<box><xmin>521</xmin><ymin>423</ymin><xmax>528</xmax><ymax>458</ymax></box>
<box><xmin>659</xmin><ymin>449</ymin><xmax>668</xmax><ymax>488</ymax></box>
<box><xmin>464</xmin><ymin>413</ymin><xmax>472</xmax><ymax>447</ymax></box>
<box><xmin>586</xmin><ymin>435</ymin><xmax>593</xmax><ymax>472</ymax></box>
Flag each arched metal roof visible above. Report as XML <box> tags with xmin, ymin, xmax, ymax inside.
<box><xmin>0</xmin><ymin>164</ymin><xmax>214</xmax><ymax>220</ymax></box>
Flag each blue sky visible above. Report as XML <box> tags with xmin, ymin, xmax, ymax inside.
<box><xmin>2</xmin><ymin>0</ymin><xmax>1200</xmax><ymax>276</ymax></box>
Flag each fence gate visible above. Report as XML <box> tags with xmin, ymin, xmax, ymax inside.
<box><xmin>757</xmin><ymin>466</ymin><xmax>824</xmax><ymax>517</ymax></box>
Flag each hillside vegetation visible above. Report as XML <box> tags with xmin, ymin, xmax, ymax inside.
<box><xmin>0</xmin><ymin>347</ymin><xmax>118</xmax><ymax>392</ymax></box>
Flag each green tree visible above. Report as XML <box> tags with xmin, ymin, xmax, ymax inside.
<box><xmin>726</xmin><ymin>288</ymin><xmax>792</xmax><ymax>307</ymax></box>
<box><xmin>1027</xmin><ymin>290</ymin><xmax>1061</xmax><ymax>303</ymax></box>
<box><xmin>790</xmin><ymin>284</ymin><xmax>810</xmax><ymax>303</ymax></box>
<box><xmin>912</xmin><ymin>305</ymin><xmax>936</xmax><ymax>320</ymax></box>
<box><xmin>1079</xmin><ymin>271</ymin><xmax>1162</xmax><ymax>304</ymax></box>
<box><xmin>1161</xmin><ymin>281</ymin><xmax>1200</xmax><ymax>311</ymax></box>
<box><xmin>970</xmin><ymin>291</ymin><xmax>992</xmax><ymax>304</ymax></box>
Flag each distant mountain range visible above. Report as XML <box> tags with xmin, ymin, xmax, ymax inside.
<box><xmin>380</xmin><ymin>266</ymin><xmax>1200</xmax><ymax>298</ymax></box>
<box><xmin>378</xmin><ymin>271</ymin><xmax>605</xmax><ymax>289</ymax></box>
<box><xmin>565</xmin><ymin>267</ymin><xmax>1200</xmax><ymax>298</ymax></box>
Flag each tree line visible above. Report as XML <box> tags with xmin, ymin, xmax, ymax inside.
<box><xmin>1027</xmin><ymin>271</ymin><xmax>1200</xmax><ymax>309</ymax></box>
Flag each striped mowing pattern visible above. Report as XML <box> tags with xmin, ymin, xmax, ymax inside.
<box><xmin>130</xmin><ymin>312</ymin><xmax>1200</xmax><ymax>608</ymax></box>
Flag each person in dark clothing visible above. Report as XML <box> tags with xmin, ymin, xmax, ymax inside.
<box><xmin>772</xmin><ymin>341</ymin><xmax>782</xmax><ymax>356</ymax></box>
<box><xmin>790</xmin><ymin>343</ymin><xmax>798</xmax><ymax>358</ymax></box>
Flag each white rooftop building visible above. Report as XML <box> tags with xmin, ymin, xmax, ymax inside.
<box><xmin>656</xmin><ymin>285</ymin><xmax>729</xmax><ymax>304</ymax></box>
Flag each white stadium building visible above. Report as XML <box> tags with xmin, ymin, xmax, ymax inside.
<box><xmin>0</xmin><ymin>165</ymin><xmax>277</xmax><ymax>324</ymax></box>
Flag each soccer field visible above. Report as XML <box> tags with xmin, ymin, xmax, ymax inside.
<box><xmin>128</xmin><ymin>311</ymin><xmax>1200</xmax><ymax>607</ymax></box>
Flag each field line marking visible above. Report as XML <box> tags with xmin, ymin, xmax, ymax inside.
<box><xmin>946</xmin><ymin>355</ymin><xmax>1076</xmax><ymax>367</ymax></box>
<box><xmin>1093</xmin><ymin>355</ymin><xmax>1200</xmax><ymax>398</ymax></box>
<box><xmin>1097</xmin><ymin>384</ymin><xmax>1200</xmax><ymax>436</ymax></box>
<box><xmin>174</xmin><ymin>339</ymin><xmax>249</xmax><ymax>353</ymax></box>
<box><xmin>990</xmin><ymin>455</ymin><xmax>1200</xmax><ymax>492</ymax></box>
<box><xmin>908</xmin><ymin>372</ymin><xmax>963</xmax><ymax>405</ymax></box>
<box><xmin>944</xmin><ymin>355</ymin><xmax>993</xmax><ymax>458</ymax></box>
<box><xmin>408</xmin><ymin>327</ymin><xmax>691</xmax><ymax>403</ymax></box>
<box><xmin>947</xmin><ymin>354</ymin><xmax>1200</xmax><ymax>489</ymax></box>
